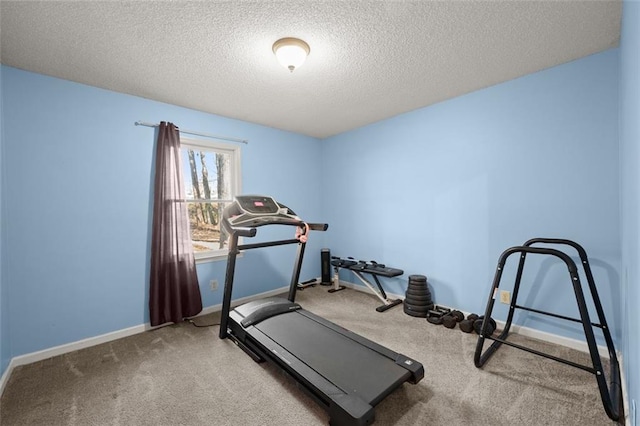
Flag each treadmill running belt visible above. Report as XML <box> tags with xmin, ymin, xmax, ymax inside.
<box><xmin>254</xmin><ymin>311</ymin><xmax>411</xmax><ymax>405</ymax></box>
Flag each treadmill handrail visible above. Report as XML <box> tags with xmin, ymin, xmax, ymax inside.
<box><xmin>225</xmin><ymin>220</ymin><xmax>328</xmax><ymax>236</ymax></box>
<box><xmin>233</xmin><ymin>227</ymin><xmax>257</xmax><ymax>238</ymax></box>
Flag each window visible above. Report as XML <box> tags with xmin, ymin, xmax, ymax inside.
<box><xmin>180</xmin><ymin>138</ymin><xmax>241</xmax><ymax>261</ymax></box>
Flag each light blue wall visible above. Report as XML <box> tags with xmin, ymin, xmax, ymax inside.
<box><xmin>0</xmin><ymin>61</ymin><xmax>8</xmax><ymax>378</ymax></box>
<box><xmin>322</xmin><ymin>49</ymin><xmax>621</xmax><ymax>344</ymax></box>
<box><xmin>619</xmin><ymin>0</ymin><xmax>640</xmax><ymax>421</ymax></box>
<box><xmin>1</xmin><ymin>66</ymin><xmax>324</xmax><ymax>357</ymax></box>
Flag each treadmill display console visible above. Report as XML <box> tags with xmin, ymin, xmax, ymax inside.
<box><xmin>223</xmin><ymin>195</ymin><xmax>301</xmax><ymax>230</ymax></box>
<box><xmin>236</xmin><ymin>195</ymin><xmax>280</xmax><ymax>215</ymax></box>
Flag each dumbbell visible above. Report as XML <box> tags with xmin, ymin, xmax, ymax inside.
<box><xmin>426</xmin><ymin>306</ymin><xmax>451</xmax><ymax>325</ymax></box>
<box><xmin>441</xmin><ymin>310</ymin><xmax>464</xmax><ymax>329</ymax></box>
<box><xmin>473</xmin><ymin>316</ymin><xmax>497</xmax><ymax>336</ymax></box>
<box><xmin>459</xmin><ymin>313</ymin><xmax>479</xmax><ymax>333</ymax></box>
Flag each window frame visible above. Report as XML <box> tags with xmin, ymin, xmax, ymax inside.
<box><xmin>180</xmin><ymin>137</ymin><xmax>242</xmax><ymax>263</ymax></box>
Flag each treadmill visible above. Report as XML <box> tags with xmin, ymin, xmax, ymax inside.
<box><xmin>218</xmin><ymin>195</ymin><xmax>424</xmax><ymax>426</ymax></box>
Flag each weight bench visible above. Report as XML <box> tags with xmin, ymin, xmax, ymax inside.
<box><xmin>330</xmin><ymin>257</ymin><xmax>404</xmax><ymax>312</ymax></box>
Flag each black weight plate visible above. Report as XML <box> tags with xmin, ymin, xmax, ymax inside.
<box><xmin>405</xmin><ymin>299</ymin><xmax>433</xmax><ymax>307</ymax></box>
<box><xmin>405</xmin><ymin>288</ymin><xmax>431</xmax><ymax>297</ymax></box>
<box><xmin>403</xmin><ymin>301</ymin><xmax>433</xmax><ymax>312</ymax></box>
<box><xmin>404</xmin><ymin>293</ymin><xmax>433</xmax><ymax>305</ymax></box>
<box><xmin>403</xmin><ymin>306</ymin><xmax>426</xmax><ymax>316</ymax></box>
<box><xmin>473</xmin><ymin>317</ymin><xmax>497</xmax><ymax>335</ymax></box>
<box><xmin>408</xmin><ymin>275</ymin><xmax>427</xmax><ymax>282</ymax></box>
<box><xmin>404</xmin><ymin>300</ymin><xmax>433</xmax><ymax>308</ymax></box>
<box><xmin>404</xmin><ymin>302</ymin><xmax>433</xmax><ymax>312</ymax></box>
<box><xmin>404</xmin><ymin>304</ymin><xmax>433</xmax><ymax>314</ymax></box>
<box><xmin>407</xmin><ymin>282</ymin><xmax>427</xmax><ymax>290</ymax></box>
<box><xmin>408</xmin><ymin>282</ymin><xmax>427</xmax><ymax>289</ymax></box>
<box><xmin>403</xmin><ymin>305</ymin><xmax>428</xmax><ymax>318</ymax></box>
<box><xmin>408</xmin><ymin>286</ymin><xmax>427</xmax><ymax>293</ymax></box>
<box><xmin>404</xmin><ymin>294</ymin><xmax>433</xmax><ymax>303</ymax></box>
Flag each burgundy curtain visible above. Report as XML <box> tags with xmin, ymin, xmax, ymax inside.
<box><xmin>149</xmin><ymin>122</ymin><xmax>202</xmax><ymax>326</ymax></box>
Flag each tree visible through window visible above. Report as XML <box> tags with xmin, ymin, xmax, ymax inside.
<box><xmin>180</xmin><ymin>138</ymin><xmax>241</xmax><ymax>259</ymax></box>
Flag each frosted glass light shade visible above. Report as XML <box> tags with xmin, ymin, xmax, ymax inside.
<box><xmin>273</xmin><ymin>38</ymin><xmax>310</xmax><ymax>72</ymax></box>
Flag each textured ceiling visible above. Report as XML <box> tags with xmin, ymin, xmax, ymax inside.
<box><xmin>0</xmin><ymin>1</ymin><xmax>622</xmax><ymax>139</ymax></box>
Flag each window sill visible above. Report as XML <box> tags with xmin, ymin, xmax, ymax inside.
<box><xmin>195</xmin><ymin>251</ymin><xmax>243</xmax><ymax>264</ymax></box>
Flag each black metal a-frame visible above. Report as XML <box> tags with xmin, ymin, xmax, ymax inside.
<box><xmin>474</xmin><ymin>238</ymin><xmax>622</xmax><ymax>422</ymax></box>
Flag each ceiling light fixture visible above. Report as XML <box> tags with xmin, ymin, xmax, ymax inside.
<box><xmin>272</xmin><ymin>37</ymin><xmax>310</xmax><ymax>73</ymax></box>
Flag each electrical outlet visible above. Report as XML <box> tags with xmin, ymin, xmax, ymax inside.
<box><xmin>210</xmin><ymin>279</ymin><xmax>218</xmax><ymax>291</ymax></box>
<box><xmin>500</xmin><ymin>290</ymin><xmax>511</xmax><ymax>304</ymax></box>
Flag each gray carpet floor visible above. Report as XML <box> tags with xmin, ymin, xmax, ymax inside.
<box><xmin>0</xmin><ymin>285</ymin><xmax>620</xmax><ymax>425</ymax></box>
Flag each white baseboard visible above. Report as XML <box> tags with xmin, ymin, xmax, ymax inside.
<box><xmin>0</xmin><ymin>286</ymin><xmax>288</xmax><ymax>397</ymax></box>
<box><xmin>619</xmin><ymin>352</ymin><xmax>631</xmax><ymax>426</ymax></box>
<box><xmin>0</xmin><ymin>357</ymin><xmax>15</xmax><ymax>397</ymax></box>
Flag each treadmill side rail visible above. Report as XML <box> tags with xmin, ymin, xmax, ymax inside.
<box><xmin>226</xmin><ymin>333</ymin><xmax>264</xmax><ymax>363</ymax></box>
<box><xmin>329</xmin><ymin>395</ymin><xmax>375</xmax><ymax>426</ymax></box>
<box><xmin>395</xmin><ymin>354</ymin><xmax>425</xmax><ymax>383</ymax></box>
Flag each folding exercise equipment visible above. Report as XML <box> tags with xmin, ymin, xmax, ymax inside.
<box><xmin>330</xmin><ymin>257</ymin><xmax>404</xmax><ymax>312</ymax></box>
<box><xmin>474</xmin><ymin>238</ymin><xmax>622</xmax><ymax>421</ymax></box>
<box><xmin>218</xmin><ymin>195</ymin><xmax>424</xmax><ymax>426</ymax></box>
